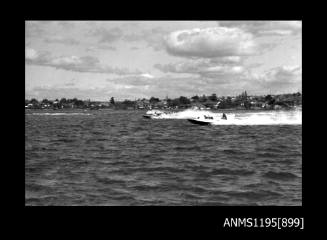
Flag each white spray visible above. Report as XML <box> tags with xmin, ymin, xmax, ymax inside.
<box><xmin>147</xmin><ymin>109</ymin><xmax>302</xmax><ymax>125</ymax></box>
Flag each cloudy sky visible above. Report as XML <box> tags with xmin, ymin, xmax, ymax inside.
<box><xmin>25</xmin><ymin>21</ymin><xmax>302</xmax><ymax>101</ymax></box>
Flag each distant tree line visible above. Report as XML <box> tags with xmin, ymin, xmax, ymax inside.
<box><xmin>25</xmin><ymin>92</ymin><xmax>302</xmax><ymax>110</ymax></box>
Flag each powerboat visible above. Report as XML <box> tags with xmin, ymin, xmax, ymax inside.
<box><xmin>187</xmin><ymin>118</ymin><xmax>212</xmax><ymax>125</ymax></box>
<box><xmin>143</xmin><ymin>110</ymin><xmax>165</xmax><ymax>119</ymax></box>
<box><xmin>187</xmin><ymin>114</ymin><xmax>227</xmax><ymax>125</ymax></box>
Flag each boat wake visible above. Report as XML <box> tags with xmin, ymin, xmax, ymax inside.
<box><xmin>146</xmin><ymin>109</ymin><xmax>302</xmax><ymax>125</ymax></box>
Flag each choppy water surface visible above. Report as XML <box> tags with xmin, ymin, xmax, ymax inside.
<box><xmin>25</xmin><ymin>109</ymin><xmax>302</xmax><ymax>206</ymax></box>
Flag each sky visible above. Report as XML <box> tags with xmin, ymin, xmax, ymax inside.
<box><xmin>25</xmin><ymin>21</ymin><xmax>302</xmax><ymax>101</ymax></box>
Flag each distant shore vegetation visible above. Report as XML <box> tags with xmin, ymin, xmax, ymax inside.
<box><xmin>25</xmin><ymin>91</ymin><xmax>302</xmax><ymax>111</ymax></box>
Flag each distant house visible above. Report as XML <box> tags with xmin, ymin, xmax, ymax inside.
<box><xmin>136</xmin><ymin>99</ymin><xmax>151</xmax><ymax>109</ymax></box>
<box><xmin>25</xmin><ymin>103</ymin><xmax>34</xmax><ymax>109</ymax></box>
<box><xmin>274</xmin><ymin>104</ymin><xmax>283</xmax><ymax>110</ymax></box>
<box><xmin>161</xmin><ymin>99</ymin><xmax>168</xmax><ymax>108</ymax></box>
<box><xmin>101</xmin><ymin>102</ymin><xmax>110</xmax><ymax>107</ymax></box>
<box><xmin>96</xmin><ymin>102</ymin><xmax>110</xmax><ymax>108</ymax></box>
<box><xmin>41</xmin><ymin>103</ymin><xmax>51</xmax><ymax>109</ymax></box>
<box><xmin>153</xmin><ymin>101</ymin><xmax>165</xmax><ymax>109</ymax></box>
<box><xmin>214</xmin><ymin>101</ymin><xmax>221</xmax><ymax>109</ymax></box>
<box><xmin>250</xmin><ymin>101</ymin><xmax>264</xmax><ymax>107</ymax></box>
<box><xmin>62</xmin><ymin>103</ymin><xmax>74</xmax><ymax>108</ymax></box>
<box><xmin>191</xmin><ymin>102</ymin><xmax>206</xmax><ymax>110</ymax></box>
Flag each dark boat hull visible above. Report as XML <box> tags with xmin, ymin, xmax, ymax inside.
<box><xmin>187</xmin><ymin>119</ymin><xmax>212</xmax><ymax>125</ymax></box>
<box><xmin>143</xmin><ymin>115</ymin><xmax>152</xmax><ymax>119</ymax></box>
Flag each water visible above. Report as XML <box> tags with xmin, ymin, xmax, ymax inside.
<box><xmin>25</xmin><ymin>109</ymin><xmax>302</xmax><ymax>206</ymax></box>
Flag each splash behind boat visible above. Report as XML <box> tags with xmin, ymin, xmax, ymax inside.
<box><xmin>143</xmin><ymin>110</ymin><xmax>165</xmax><ymax>119</ymax></box>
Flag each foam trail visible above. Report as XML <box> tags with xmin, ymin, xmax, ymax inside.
<box><xmin>150</xmin><ymin>109</ymin><xmax>302</xmax><ymax>125</ymax></box>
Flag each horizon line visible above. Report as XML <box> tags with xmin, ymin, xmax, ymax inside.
<box><xmin>25</xmin><ymin>91</ymin><xmax>302</xmax><ymax>102</ymax></box>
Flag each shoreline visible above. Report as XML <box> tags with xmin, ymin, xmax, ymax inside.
<box><xmin>25</xmin><ymin>106</ymin><xmax>302</xmax><ymax>112</ymax></box>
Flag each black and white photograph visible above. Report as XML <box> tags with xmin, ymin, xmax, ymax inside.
<box><xmin>25</xmin><ymin>21</ymin><xmax>302</xmax><ymax>207</ymax></box>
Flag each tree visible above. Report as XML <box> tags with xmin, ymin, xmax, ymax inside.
<box><xmin>265</xmin><ymin>95</ymin><xmax>272</xmax><ymax>102</ymax></box>
<box><xmin>170</xmin><ymin>98</ymin><xmax>180</xmax><ymax>107</ymax></box>
<box><xmin>199</xmin><ymin>95</ymin><xmax>207</xmax><ymax>102</ymax></box>
<box><xmin>208</xmin><ymin>93</ymin><xmax>217</xmax><ymax>101</ymax></box>
<box><xmin>122</xmin><ymin>99</ymin><xmax>135</xmax><ymax>108</ymax></box>
<box><xmin>149</xmin><ymin>97</ymin><xmax>160</xmax><ymax>104</ymax></box>
<box><xmin>30</xmin><ymin>98</ymin><xmax>39</xmax><ymax>105</ymax></box>
<box><xmin>75</xmin><ymin>100</ymin><xmax>85</xmax><ymax>108</ymax></box>
<box><xmin>244</xmin><ymin>100</ymin><xmax>251</xmax><ymax>109</ymax></box>
<box><xmin>166</xmin><ymin>98</ymin><xmax>173</xmax><ymax>107</ymax></box>
<box><xmin>110</xmin><ymin>97</ymin><xmax>115</xmax><ymax>105</ymax></box>
<box><xmin>179</xmin><ymin>96</ymin><xmax>191</xmax><ymax>105</ymax></box>
<box><xmin>191</xmin><ymin>95</ymin><xmax>199</xmax><ymax>101</ymax></box>
<box><xmin>265</xmin><ymin>95</ymin><xmax>275</xmax><ymax>105</ymax></box>
<box><xmin>59</xmin><ymin>98</ymin><xmax>67</xmax><ymax>104</ymax></box>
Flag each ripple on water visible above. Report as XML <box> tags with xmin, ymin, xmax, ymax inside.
<box><xmin>262</xmin><ymin>171</ymin><xmax>299</xmax><ymax>180</ymax></box>
<box><xmin>25</xmin><ymin>110</ymin><xmax>302</xmax><ymax>206</ymax></box>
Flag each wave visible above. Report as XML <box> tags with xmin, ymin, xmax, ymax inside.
<box><xmin>262</xmin><ymin>171</ymin><xmax>299</xmax><ymax>180</ymax></box>
<box><xmin>148</xmin><ymin>109</ymin><xmax>302</xmax><ymax>125</ymax></box>
<box><xmin>226</xmin><ymin>190</ymin><xmax>283</xmax><ymax>200</ymax></box>
<box><xmin>28</xmin><ymin>113</ymin><xmax>92</xmax><ymax>116</ymax></box>
<box><xmin>210</xmin><ymin>168</ymin><xmax>255</xmax><ymax>176</ymax></box>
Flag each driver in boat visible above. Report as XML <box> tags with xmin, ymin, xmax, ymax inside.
<box><xmin>204</xmin><ymin>115</ymin><xmax>213</xmax><ymax>119</ymax></box>
<box><xmin>222</xmin><ymin>113</ymin><xmax>227</xmax><ymax>120</ymax></box>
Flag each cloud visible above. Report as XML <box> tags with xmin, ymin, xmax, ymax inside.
<box><xmin>89</xmin><ymin>25</ymin><xmax>167</xmax><ymax>51</ymax></box>
<box><xmin>218</xmin><ymin>21</ymin><xmax>302</xmax><ymax>36</ymax></box>
<box><xmin>123</xmin><ymin>33</ymin><xmax>144</xmax><ymax>42</ymax></box>
<box><xmin>26</xmin><ymin>65</ymin><xmax>302</xmax><ymax>101</ymax></box>
<box><xmin>26</xmin><ymin>48</ymin><xmax>39</xmax><ymax>60</ymax></box>
<box><xmin>152</xmin><ymin>64</ymin><xmax>301</xmax><ymax>96</ymax></box>
<box><xmin>26</xmin><ymin>21</ymin><xmax>66</xmax><ymax>39</ymax></box>
<box><xmin>25</xmin><ymin>48</ymin><xmax>51</xmax><ymax>64</ymax></box>
<box><xmin>97</xmin><ymin>45</ymin><xmax>117</xmax><ymax>51</ymax></box>
<box><xmin>64</xmin><ymin>82</ymin><xmax>76</xmax><ymax>86</ymax></box>
<box><xmin>164</xmin><ymin>27</ymin><xmax>256</xmax><ymax>58</ymax></box>
<box><xmin>140</xmin><ymin>73</ymin><xmax>155</xmax><ymax>79</ymax></box>
<box><xmin>27</xmin><ymin>86</ymin><xmax>112</xmax><ymax>101</ymax></box>
<box><xmin>85</xmin><ymin>46</ymin><xmax>97</xmax><ymax>52</ymax></box>
<box><xmin>56</xmin><ymin>21</ymin><xmax>75</xmax><ymax>28</ymax></box>
<box><xmin>123</xmin><ymin>27</ymin><xmax>168</xmax><ymax>51</ymax></box>
<box><xmin>26</xmin><ymin>21</ymin><xmax>45</xmax><ymax>38</ymax></box>
<box><xmin>44</xmin><ymin>36</ymin><xmax>80</xmax><ymax>45</ymax></box>
<box><xmin>154</xmin><ymin>58</ymin><xmax>245</xmax><ymax>78</ymax></box>
<box><xmin>86</xmin><ymin>45</ymin><xmax>117</xmax><ymax>52</ymax></box>
<box><xmin>106</xmin><ymin>75</ymin><xmax>208</xmax><ymax>98</ymax></box>
<box><xmin>107</xmin><ymin>74</ymin><xmax>155</xmax><ymax>86</ymax></box>
<box><xmin>262</xmin><ymin>65</ymin><xmax>302</xmax><ymax>83</ymax></box>
<box><xmin>26</xmin><ymin>48</ymin><xmax>141</xmax><ymax>75</ymax></box>
<box><xmin>234</xmin><ymin>65</ymin><xmax>302</xmax><ymax>95</ymax></box>
<box><xmin>92</xmin><ymin>27</ymin><xmax>123</xmax><ymax>43</ymax></box>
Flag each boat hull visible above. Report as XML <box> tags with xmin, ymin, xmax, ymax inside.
<box><xmin>187</xmin><ymin>119</ymin><xmax>212</xmax><ymax>125</ymax></box>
